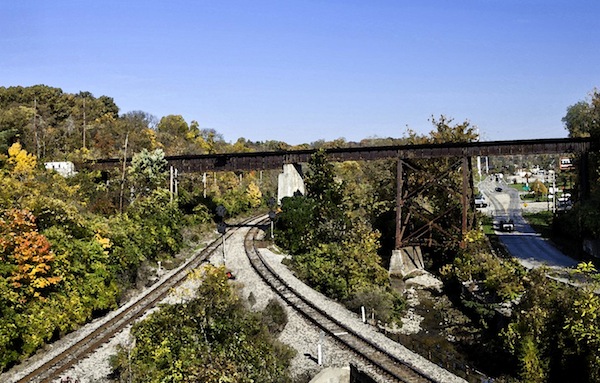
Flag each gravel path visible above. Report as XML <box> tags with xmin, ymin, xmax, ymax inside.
<box><xmin>2</xmin><ymin>223</ymin><xmax>465</xmax><ymax>383</ymax></box>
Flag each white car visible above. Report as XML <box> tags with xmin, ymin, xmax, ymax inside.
<box><xmin>474</xmin><ymin>195</ymin><xmax>487</xmax><ymax>208</ymax></box>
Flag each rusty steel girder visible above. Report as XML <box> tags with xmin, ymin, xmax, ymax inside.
<box><xmin>395</xmin><ymin>157</ymin><xmax>474</xmax><ymax>250</ymax></box>
<box><xmin>86</xmin><ymin>137</ymin><xmax>597</xmax><ymax>173</ymax></box>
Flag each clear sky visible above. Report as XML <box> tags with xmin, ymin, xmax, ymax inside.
<box><xmin>2</xmin><ymin>1</ymin><xmax>599</xmax><ymax>145</ymax></box>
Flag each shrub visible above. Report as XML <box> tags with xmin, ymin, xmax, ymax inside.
<box><xmin>345</xmin><ymin>287</ymin><xmax>406</xmax><ymax>325</ymax></box>
<box><xmin>261</xmin><ymin>298</ymin><xmax>288</xmax><ymax>335</ymax></box>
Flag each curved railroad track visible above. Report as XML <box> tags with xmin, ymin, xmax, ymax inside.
<box><xmin>8</xmin><ymin>216</ymin><xmax>255</xmax><ymax>383</ymax></box>
<box><xmin>244</xmin><ymin>218</ymin><xmax>439</xmax><ymax>383</ymax></box>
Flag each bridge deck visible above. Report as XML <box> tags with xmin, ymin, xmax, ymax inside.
<box><xmin>89</xmin><ymin>137</ymin><xmax>597</xmax><ymax>172</ymax></box>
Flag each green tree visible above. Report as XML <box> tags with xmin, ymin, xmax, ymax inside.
<box><xmin>560</xmin><ymin>89</ymin><xmax>600</xmax><ymax>244</ymax></box>
<box><xmin>127</xmin><ymin>189</ymin><xmax>183</xmax><ymax>259</ymax></box>
<box><xmin>128</xmin><ymin>148</ymin><xmax>168</xmax><ymax>197</ymax></box>
<box><xmin>564</xmin><ymin>263</ymin><xmax>600</xmax><ymax>381</ymax></box>
<box><xmin>304</xmin><ymin>149</ymin><xmax>348</xmax><ymax>245</ymax></box>
<box><xmin>156</xmin><ymin>115</ymin><xmax>190</xmax><ymax>155</ymax></box>
<box><xmin>500</xmin><ymin>268</ymin><xmax>597</xmax><ymax>382</ymax></box>
<box><xmin>563</xmin><ymin>89</ymin><xmax>600</xmax><ymax>138</ymax></box>
<box><xmin>274</xmin><ymin>196</ymin><xmax>317</xmax><ymax>254</ymax></box>
<box><xmin>157</xmin><ymin>114</ymin><xmax>188</xmax><ymax>137</ymax></box>
<box><xmin>0</xmin><ymin>106</ymin><xmax>33</xmax><ymax>153</ymax></box>
<box><xmin>428</xmin><ymin>115</ymin><xmax>479</xmax><ymax>143</ymax></box>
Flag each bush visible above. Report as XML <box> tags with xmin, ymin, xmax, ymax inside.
<box><xmin>111</xmin><ymin>266</ymin><xmax>294</xmax><ymax>382</ymax></box>
<box><xmin>345</xmin><ymin>287</ymin><xmax>406</xmax><ymax>325</ymax></box>
<box><xmin>274</xmin><ymin>196</ymin><xmax>317</xmax><ymax>255</ymax></box>
<box><xmin>261</xmin><ymin>298</ymin><xmax>288</xmax><ymax>335</ymax></box>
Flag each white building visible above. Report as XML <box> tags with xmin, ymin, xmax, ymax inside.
<box><xmin>44</xmin><ymin>161</ymin><xmax>77</xmax><ymax>177</ymax></box>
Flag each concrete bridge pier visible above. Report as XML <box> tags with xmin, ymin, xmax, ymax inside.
<box><xmin>277</xmin><ymin>163</ymin><xmax>305</xmax><ymax>203</ymax></box>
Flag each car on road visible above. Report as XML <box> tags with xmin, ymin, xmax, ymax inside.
<box><xmin>498</xmin><ymin>219</ymin><xmax>514</xmax><ymax>232</ymax></box>
<box><xmin>474</xmin><ymin>194</ymin><xmax>487</xmax><ymax>208</ymax></box>
<box><xmin>495</xmin><ymin>187</ymin><xmax>503</xmax><ymax>192</ymax></box>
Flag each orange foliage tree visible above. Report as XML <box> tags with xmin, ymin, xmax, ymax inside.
<box><xmin>0</xmin><ymin>209</ymin><xmax>61</xmax><ymax>302</ymax></box>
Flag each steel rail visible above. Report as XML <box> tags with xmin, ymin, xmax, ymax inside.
<box><xmin>10</xmin><ymin>217</ymin><xmax>255</xmax><ymax>383</ymax></box>
<box><xmin>243</xmin><ymin>219</ymin><xmax>441</xmax><ymax>383</ymax></box>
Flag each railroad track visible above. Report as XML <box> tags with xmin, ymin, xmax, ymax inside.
<box><xmin>244</xmin><ymin>218</ymin><xmax>438</xmax><ymax>383</ymax></box>
<box><xmin>9</xmin><ymin>216</ymin><xmax>256</xmax><ymax>383</ymax></box>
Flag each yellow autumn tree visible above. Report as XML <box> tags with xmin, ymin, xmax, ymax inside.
<box><xmin>246</xmin><ymin>181</ymin><xmax>262</xmax><ymax>208</ymax></box>
<box><xmin>7</xmin><ymin>142</ymin><xmax>37</xmax><ymax>179</ymax></box>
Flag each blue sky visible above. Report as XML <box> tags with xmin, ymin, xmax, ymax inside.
<box><xmin>2</xmin><ymin>1</ymin><xmax>599</xmax><ymax>145</ymax></box>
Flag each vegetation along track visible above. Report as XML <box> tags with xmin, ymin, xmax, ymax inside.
<box><xmin>244</xmin><ymin>218</ymin><xmax>437</xmax><ymax>383</ymax></box>
<box><xmin>13</xmin><ymin>216</ymin><xmax>258</xmax><ymax>383</ymax></box>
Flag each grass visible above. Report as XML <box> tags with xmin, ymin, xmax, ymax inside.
<box><xmin>480</xmin><ymin>214</ymin><xmax>495</xmax><ymax>235</ymax></box>
<box><xmin>522</xmin><ymin>210</ymin><xmax>553</xmax><ymax>238</ymax></box>
<box><xmin>507</xmin><ymin>183</ymin><xmax>526</xmax><ymax>191</ymax></box>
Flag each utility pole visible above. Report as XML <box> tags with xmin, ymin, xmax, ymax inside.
<box><xmin>268</xmin><ymin>197</ymin><xmax>277</xmax><ymax>240</ymax></box>
<box><xmin>33</xmin><ymin>98</ymin><xmax>40</xmax><ymax>158</ymax></box>
<box><xmin>119</xmin><ymin>133</ymin><xmax>129</xmax><ymax>214</ymax></box>
<box><xmin>170</xmin><ymin>166</ymin><xmax>179</xmax><ymax>202</ymax></box>
<box><xmin>170</xmin><ymin>166</ymin><xmax>174</xmax><ymax>202</ymax></box>
<box><xmin>82</xmin><ymin>97</ymin><xmax>86</xmax><ymax>149</ymax></box>
<box><xmin>174</xmin><ymin>168</ymin><xmax>178</xmax><ymax>197</ymax></box>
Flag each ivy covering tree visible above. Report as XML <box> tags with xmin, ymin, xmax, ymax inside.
<box><xmin>128</xmin><ymin>148</ymin><xmax>169</xmax><ymax>197</ymax></box>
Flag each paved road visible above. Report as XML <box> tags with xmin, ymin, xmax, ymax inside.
<box><xmin>478</xmin><ymin>177</ymin><xmax>578</xmax><ymax>269</ymax></box>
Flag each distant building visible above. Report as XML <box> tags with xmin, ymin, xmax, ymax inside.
<box><xmin>559</xmin><ymin>157</ymin><xmax>573</xmax><ymax>170</ymax></box>
<box><xmin>44</xmin><ymin>161</ymin><xmax>76</xmax><ymax>177</ymax></box>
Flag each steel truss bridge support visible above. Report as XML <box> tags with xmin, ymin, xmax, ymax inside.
<box><xmin>395</xmin><ymin>157</ymin><xmax>474</xmax><ymax>250</ymax></box>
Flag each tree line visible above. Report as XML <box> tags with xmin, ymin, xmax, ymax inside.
<box><xmin>0</xmin><ymin>84</ymin><xmax>412</xmax><ymax>164</ymax></box>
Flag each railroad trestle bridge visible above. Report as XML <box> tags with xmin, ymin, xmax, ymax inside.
<box><xmin>90</xmin><ymin>137</ymin><xmax>598</xmax><ymax>252</ymax></box>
